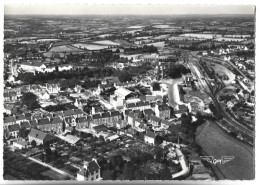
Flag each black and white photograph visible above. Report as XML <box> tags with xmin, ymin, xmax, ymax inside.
<box><xmin>1</xmin><ymin>0</ymin><xmax>257</xmax><ymax>183</ymax></box>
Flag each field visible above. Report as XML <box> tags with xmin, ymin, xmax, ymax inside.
<box><xmin>153</xmin><ymin>34</ymin><xmax>170</xmax><ymax>40</ymax></box>
<box><xmin>152</xmin><ymin>25</ymin><xmax>170</xmax><ymax>28</ymax></box>
<box><xmin>37</xmin><ymin>38</ymin><xmax>60</xmax><ymax>42</ymax></box>
<box><xmin>92</xmin><ymin>40</ymin><xmax>120</xmax><ymax>46</ymax></box>
<box><xmin>41</xmin><ymin>169</ymin><xmax>70</xmax><ymax>180</ymax></box>
<box><xmin>97</xmin><ymin>34</ymin><xmax>114</xmax><ymax>38</ymax></box>
<box><xmin>196</xmin><ymin>121</ymin><xmax>254</xmax><ymax>180</ymax></box>
<box><xmin>72</xmin><ymin>43</ymin><xmax>108</xmax><ymax>50</ymax></box>
<box><xmin>51</xmin><ymin>41</ymin><xmax>75</xmax><ymax>47</ymax></box>
<box><xmin>169</xmin><ymin>36</ymin><xmax>205</xmax><ymax>41</ymax></box>
<box><xmin>147</xmin><ymin>41</ymin><xmax>165</xmax><ymax>50</ymax></box>
<box><xmin>126</xmin><ymin>25</ymin><xmax>145</xmax><ymax>29</ymax></box>
<box><xmin>49</xmin><ymin>45</ymin><xmax>84</xmax><ymax>52</ymax></box>
<box><xmin>115</xmin><ymin>39</ymin><xmax>138</xmax><ymax>48</ymax></box>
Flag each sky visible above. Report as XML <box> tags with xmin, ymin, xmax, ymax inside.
<box><xmin>4</xmin><ymin>4</ymin><xmax>255</xmax><ymax>15</ymax></box>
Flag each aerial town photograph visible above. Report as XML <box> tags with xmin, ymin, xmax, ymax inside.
<box><xmin>2</xmin><ymin>2</ymin><xmax>256</xmax><ymax>182</ymax></box>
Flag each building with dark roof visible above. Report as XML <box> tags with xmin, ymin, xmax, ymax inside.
<box><xmin>28</xmin><ymin>128</ymin><xmax>55</xmax><ymax>145</ymax></box>
<box><xmin>77</xmin><ymin>159</ymin><xmax>101</xmax><ymax>181</ymax></box>
<box><xmin>150</xmin><ymin>115</ymin><xmax>162</xmax><ymax>128</ymax></box>
<box><xmin>144</xmin><ymin>131</ymin><xmax>156</xmax><ymax>145</ymax></box>
<box><xmin>161</xmin><ymin>120</ymin><xmax>172</xmax><ymax>129</ymax></box>
<box><xmin>36</xmin><ymin>117</ymin><xmax>63</xmax><ymax>134</ymax></box>
<box><xmin>93</xmin><ymin>125</ymin><xmax>108</xmax><ymax>134</ymax></box>
<box><xmin>155</xmin><ymin>104</ymin><xmax>171</xmax><ymax>120</ymax></box>
<box><xmin>76</xmin><ymin>116</ymin><xmax>91</xmax><ymax>130</ymax></box>
<box><xmin>20</xmin><ymin>121</ymin><xmax>31</xmax><ymax>129</ymax></box>
<box><xmin>92</xmin><ymin>113</ymin><xmax>102</xmax><ymax>125</ymax></box>
<box><xmin>7</xmin><ymin>124</ymin><xmax>20</xmax><ymax>138</ymax></box>
<box><xmin>143</xmin><ymin>109</ymin><xmax>155</xmax><ymax>120</ymax></box>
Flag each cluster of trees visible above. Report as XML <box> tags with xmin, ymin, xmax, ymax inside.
<box><xmin>17</xmin><ymin>67</ymin><xmax>114</xmax><ymax>85</ymax></box>
<box><xmin>99</xmin><ymin>151</ymin><xmax>173</xmax><ymax>180</ymax></box>
<box><xmin>21</xmin><ymin>92</ymin><xmax>40</xmax><ymax>111</ymax></box>
<box><xmin>43</xmin><ymin>103</ymin><xmax>77</xmax><ymax>112</ymax></box>
<box><xmin>236</xmin><ymin>50</ymin><xmax>254</xmax><ymax>58</ymax></box>
<box><xmin>117</xmin><ymin>70</ymin><xmax>133</xmax><ymax>82</ymax></box>
<box><xmin>39</xmin><ymin>147</ymin><xmax>59</xmax><ymax>163</ymax></box>
<box><xmin>209</xmin><ymin>103</ymin><xmax>223</xmax><ymax>120</ymax></box>
<box><xmin>17</xmin><ymin>67</ymin><xmax>115</xmax><ymax>89</ymax></box>
<box><xmin>124</xmin><ymin>45</ymin><xmax>158</xmax><ymax>54</ymax></box>
<box><xmin>166</xmin><ymin>64</ymin><xmax>191</xmax><ymax>79</ymax></box>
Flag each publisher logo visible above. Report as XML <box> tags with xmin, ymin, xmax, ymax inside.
<box><xmin>200</xmin><ymin>156</ymin><xmax>234</xmax><ymax>165</ymax></box>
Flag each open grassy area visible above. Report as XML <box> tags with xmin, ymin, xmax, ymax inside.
<box><xmin>41</xmin><ymin>169</ymin><xmax>70</xmax><ymax>180</ymax></box>
<box><xmin>49</xmin><ymin>45</ymin><xmax>84</xmax><ymax>53</ymax></box>
<box><xmin>72</xmin><ymin>43</ymin><xmax>108</xmax><ymax>50</ymax></box>
<box><xmin>195</xmin><ymin>121</ymin><xmax>254</xmax><ymax>180</ymax></box>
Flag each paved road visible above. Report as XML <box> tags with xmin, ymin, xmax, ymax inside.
<box><xmin>171</xmin><ymin>148</ymin><xmax>190</xmax><ymax>179</ymax></box>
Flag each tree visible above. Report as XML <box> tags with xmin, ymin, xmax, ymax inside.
<box><xmin>40</xmin><ymin>153</ymin><xmax>45</xmax><ymax>162</ymax></box>
<box><xmin>159</xmin><ymin>166</ymin><xmax>172</xmax><ymax>180</ymax></box>
<box><xmin>18</xmin><ymin>127</ymin><xmax>30</xmax><ymax>138</ymax></box>
<box><xmin>45</xmin><ymin>147</ymin><xmax>52</xmax><ymax>162</ymax></box>
<box><xmin>21</xmin><ymin>92</ymin><xmax>40</xmax><ymax>110</ymax></box>
<box><xmin>122</xmin><ymin>162</ymin><xmax>135</xmax><ymax>180</ymax></box>
<box><xmin>118</xmin><ymin>70</ymin><xmax>132</xmax><ymax>83</ymax></box>
<box><xmin>31</xmin><ymin>140</ymin><xmax>36</xmax><ymax>148</ymax></box>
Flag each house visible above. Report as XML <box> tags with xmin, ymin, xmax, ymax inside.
<box><xmin>76</xmin><ymin>116</ymin><xmax>91</xmax><ymax>130</ymax></box>
<box><xmin>174</xmin><ymin>104</ymin><xmax>188</xmax><ymax>115</ymax></box>
<box><xmin>114</xmin><ymin>87</ymin><xmax>137</xmax><ymax>100</ymax></box>
<box><xmin>114</xmin><ymin>81</ymin><xmax>137</xmax><ymax>89</ymax></box>
<box><xmin>28</xmin><ymin>128</ymin><xmax>55</xmax><ymax>145</ymax></box>
<box><xmin>161</xmin><ymin>120</ymin><xmax>172</xmax><ymax>129</ymax></box>
<box><xmin>144</xmin><ymin>131</ymin><xmax>156</xmax><ymax>145</ymax></box>
<box><xmin>92</xmin><ymin>114</ymin><xmax>102</xmax><ymax>126</ymax></box>
<box><xmin>127</xmin><ymin>112</ymin><xmax>136</xmax><ymax>127</ymax></box>
<box><xmin>92</xmin><ymin>125</ymin><xmax>108</xmax><ymax>134</ymax></box>
<box><xmin>110</xmin><ymin>111</ymin><xmax>121</xmax><ymax>123</ymax></box>
<box><xmin>4</xmin><ymin>115</ymin><xmax>16</xmax><ymax>128</ymax></box>
<box><xmin>64</xmin><ymin>117</ymin><xmax>77</xmax><ymax>128</ymax></box>
<box><xmin>7</xmin><ymin>124</ymin><xmax>21</xmax><ymax>138</ymax></box>
<box><xmin>134</xmin><ymin>119</ymin><xmax>145</xmax><ymax>132</ymax></box>
<box><xmin>13</xmin><ymin>140</ymin><xmax>27</xmax><ymax>149</ymax></box>
<box><xmin>150</xmin><ymin>115</ymin><xmax>162</xmax><ymax>128</ymax></box>
<box><xmin>74</xmin><ymin>109</ymin><xmax>85</xmax><ymax>118</ymax></box>
<box><xmin>126</xmin><ymin>101</ymin><xmax>151</xmax><ymax>111</ymax></box>
<box><xmin>123</xmin><ymin>109</ymin><xmax>133</xmax><ymax>121</ymax></box>
<box><xmin>74</xmin><ymin>85</ymin><xmax>84</xmax><ymax>93</ymax></box>
<box><xmin>36</xmin><ymin>118</ymin><xmax>62</xmax><ymax>134</ymax></box>
<box><xmin>101</xmin><ymin>112</ymin><xmax>112</xmax><ymax>127</ymax></box>
<box><xmin>63</xmin><ymin>109</ymin><xmax>77</xmax><ymax>118</ymax></box>
<box><xmin>92</xmin><ymin>106</ymin><xmax>104</xmax><ymax>115</ymax></box>
<box><xmin>77</xmin><ymin>159</ymin><xmax>102</xmax><ymax>181</ymax></box>
<box><xmin>45</xmin><ymin>83</ymin><xmax>60</xmax><ymax>94</ymax></box>
<box><xmin>143</xmin><ymin>109</ymin><xmax>155</xmax><ymax>120</ymax></box>
<box><xmin>154</xmin><ymin>104</ymin><xmax>171</xmax><ymax>120</ymax></box>
<box><xmin>20</xmin><ymin>121</ymin><xmax>31</xmax><ymax>130</ymax></box>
